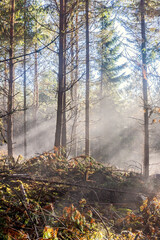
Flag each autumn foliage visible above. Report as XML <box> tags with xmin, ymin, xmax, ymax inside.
<box><xmin>0</xmin><ymin>152</ymin><xmax>160</xmax><ymax>239</ymax></box>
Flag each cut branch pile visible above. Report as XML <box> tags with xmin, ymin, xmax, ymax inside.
<box><xmin>0</xmin><ymin>151</ymin><xmax>159</xmax><ymax>239</ymax></box>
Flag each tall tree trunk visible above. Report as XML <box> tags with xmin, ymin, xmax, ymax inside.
<box><xmin>55</xmin><ymin>0</ymin><xmax>66</xmax><ymax>149</ymax></box>
<box><xmin>70</xmin><ymin>18</ymin><xmax>74</xmax><ymax>102</ymax></box>
<box><xmin>61</xmin><ymin>0</ymin><xmax>67</xmax><ymax>154</ymax></box>
<box><xmin>140</xmin><ymin>0</ymin><xmax>149</xmax><ymax>178</ymax></box>
<box><xmin>34</xmin><ymin>42</ymin><xmax>39</xmax><ymax>149</ymax></box>
<box><xmin>85</xmin><ymin>0</ymin><xmax>90</xmax><ymax>156</ymax></box>
<box><xmin>70</xmin><ymin>12</ymin><xmax>75</xmax><ymax>156</ymax></box>
<box><xmin>2</xmin><ymin>54</ymin><xmax>8</xmax><ymax>145</ymax></box>
<box><xmin>7</xmin><ymin>0</ymin><xmax>15</xmax><ymax>157</ymax></box>
<box><xmin>23</xmin><ymin>0</ymin><xmax>27</xmax><ymax>158</ymax></box>
<box><xmin>61</xmin><ymin>77</ymin><xmax>66</xmax><ymax>153</ymax></box>
<box><xmin>3</xmin><ymin>54</ymin><xmax>7</xmax><ymax>111</ymax></box>
<box><xmin>73</xmin><ymin>2</ymin><xmax>79</xmax><ymax>157</ymax></box>
<box><xmin>99</xmin><ymin>17</ymin><xmax>104</xmax><ymax>152</ymax></box>
<box><xmin>100</xmin><ymin>55</ymin><xmax>103</xmax><ymax>103</ymax></box>
<box><xmin>100</xmin><ymin>15</ymin><xmax>104</xmax><ymax>104</ymax></box>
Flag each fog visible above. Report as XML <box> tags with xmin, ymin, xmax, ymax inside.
<box><xmin>90</xmin><ymin>95</ymin><xmax>160</xmax><ymax>174</ymax></box>
<box><xmin>1</xmin><ymin>90</ymin><xmax>160</xmax><ymax>176</ymax></box>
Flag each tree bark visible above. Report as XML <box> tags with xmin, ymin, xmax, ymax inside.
<box><xmin>7</xmin><ymin>0</ymin><xmax>15</xmax><ymax>157</ymax></box>
<box><xmin>73</xmin><ymin>1</ymin><xmax>79</xmax><ymax>157</ymax></box>
<box><xmin>100</xmin><ymin>15</ymin><xmax>104</xmax><ymax>104</ymax></box>
<box><xmin>70</xmin><ymin>5</ymin><xmax>78</xmax><ymax>157</ymax></box>
<box><xmin>70</xmin><ymin>17</ymin><xmax>74</xmax><ymax>102</ymax></box>
<box><xmin>23</xmin><ymin>0</ymin><xmax>27</xmax><ymax>158</ymax></box>
<box><xmin>85</xmin><ymin>0</ymin><xmax>90</xmax><ymax>156</ymax></box>
<box><xmin>3</xmin><ymin>54</ymin><xmax>7</xmax><ymax>111</ymax></box>
<box><xmin>55</xmin><ymin>0</ymin><xmax>66</xmax><ymax>149</ymax></box>
<box><xmin>140</xmin><ymin>0</ymin><xmax>149</xmax><ymax>178</ymax></box>
<box><xmin>61</xmin><ymin>0</ymin><xmax>67</xmax><ymax>154</ymax></box>
<box><xmin>34</xmin><ymin>42</ymin><xmax>39</xmax><ymax>149</ymax></box>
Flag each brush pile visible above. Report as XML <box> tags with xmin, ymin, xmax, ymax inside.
<box><xmin>0</xmin><ymin>151</ymin><xmax>159</xmax><ymax>239</ymax></box>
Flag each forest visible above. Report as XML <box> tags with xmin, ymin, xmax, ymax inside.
<box><xmin>0</xmin><ymin>0</ymin><xmax>160</xmax><ymax>239</ymax></box>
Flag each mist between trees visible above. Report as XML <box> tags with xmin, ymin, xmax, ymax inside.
<box><xmin>0</xmin><ymin>0</ymin><xmax>160</xmax><ymax>177</ymax></box>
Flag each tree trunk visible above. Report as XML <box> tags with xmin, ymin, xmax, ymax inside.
<box><xmin>55</xmin><ymin>0</ymin><xmax>66</xmax><ymax>149</ymax></box>
<box><xmin>100</xmin><ymin>15</ymin><xmax>104</xmax><ymax>104</ymax></box>
<box><xmin>100</xmin><ymin>55</ymin><xmax>103</xmax><ymax>102</ymax></box>
<box><xmin>140</xmin><ymin>0</ymin><xmax>149</xmax><ymax>178</ymax></box>
<box><xmin>73</xmin><ymin>2</ymin><xmax>79</xmax><ymax>157</ymax></box>
<box><xmin>3</xmin><ymin>54</ymin><xmax>7</xmax><ymax>111</ymax></box>
<box><xmin>70</xmin><ymin>16</ymin><xmax>74</xmax><ymax>154</ymax></box>
<box><xmin>34</xmin><ymin>42</ymin><xmax>39</xmax><ymax>149</ymax></box>
<box><xmin>61</xmin><ymin>0</ymin><xmax>67</xmax><ymax>154</ymax></box>
<box><xmin>70</xmin><ymin>8</ymin><xmax>78</xmax><ymax>157</ymax></box>
<box><xmin>99</xmin><ymin>16</ymin><xmax>104</xmax><ymax>151</ymax></box>
<box><xmin>70</xmin><ymin>17</ymin><xmax>74</xmax><ymax>103</ymax></box>
<box><xmin>23</xmin><ymin>0</ymin><xmax>27</xmax><ymax>158</ymax></box>
<box><xmin>85</xmin><ymin>0</ymin><xmax>90</xmax><ymax>156</ymax></box>
<box><xmin>7</xmin><ymin>0</ymin><xmax>15</xmax><ymax>157</ymax></box>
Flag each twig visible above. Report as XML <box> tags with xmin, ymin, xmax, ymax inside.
<box><xmin>42</xmin><ymin>208</ymin><xmax>66</xmax><ymax>227</ymax></box>
<box><xmin>90</xmin><ymin>205</ymin><xmax>109</xmax><ymax>236</ymax></box>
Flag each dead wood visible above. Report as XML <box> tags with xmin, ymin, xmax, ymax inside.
<box><xmin>0</xmin><ymin>173</ymin><xmax>152</xmax><ymax>196</ymax></box>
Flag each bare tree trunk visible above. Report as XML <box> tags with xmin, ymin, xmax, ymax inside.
<box><xmin>34</xmin><ymin>42</ymin><xmax>39</xmax><ymax>149</ymax></box>
<box><xmin>70</xmin><ymin>17</ymin><xmax>74</xmax><ymax>103</ymax></box>
<box><xmin>7</xmin><ymin>0</ymin><xmax>15</xmax><ymax>157</ymax></box>
<box><xmin>140</xmin><ymin>0</ymin><xmax>149</xmax><ymax>178</ymax></box>
<box><xmin>70</xmin><ymin>11</ymin><xmax>76</xmax><ymax>156</ymax></box>
<box><xmin>99</xmin><ymin>18</ymin><xmax>104</xmax><ymax>152</ymax></box>
<box><xmin>100</xmin><ymin>57</ymin><xmax>103</xmax><ymax>102</ymax></box>
<box><xmin>73</xmin><ymin>2</ymin><xmax>79</xmax><ymax>157</ymax></box>
<box><xmin>23</xmin><ymin>0</ymin><xmax>27</xmax><ymax>158</ymax></box>
<box><xmin>100</xmin><ymin>15</ymin><xmax>104</xmax><ymax>104</ymax></box>
<box><xmin>61</xmin><ymin>80</ymin><xmax>66</xmax><ymax>153</ymax></box>
<box><xmin>61</xmin><ymin>0</ymin><xmax>67</xmax><ymax>154</ymax></box>
<box><xmin>3</xmin><ymin>54</ymin><xmax>7</xmax><ymax>111</ymax></box>
<box><xmin>85</xmin><ymin>0</ymin><xmax>90</xmax><ymax>156</ymax></box>
<box><xmin>55</xmin><ymin>0</ymin><xmax>66</xmax><ymax>149</ymax></box>
<box><xmin>2</xmin><ymin>54</ymin><xmax>8</xmax><ymax>145</ymax></box>
<box><xmin>70</xmin><ymin>17</ymin><xmax>74</xmax><ymax>102</ymax></box>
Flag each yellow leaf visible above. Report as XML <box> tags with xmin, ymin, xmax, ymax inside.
<box><xmin>43</xmin><ymin>226</ymin><xmax>54</xmax><ymax>239</ymax></box>
<box><xmin>79</xmin><ymin>198</ymin><xmax>86</xmax><ymax>205</ymax></box>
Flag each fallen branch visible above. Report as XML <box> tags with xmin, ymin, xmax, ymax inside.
<box><xmin>1</xmin><ymin>173</ymin><xmax>151</xmax><ymax>196</ymax></box>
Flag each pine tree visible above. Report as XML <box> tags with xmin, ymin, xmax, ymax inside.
<box><xmin>99</xmin><ymin>8</ymin><xmax>128</xmax><ymax>96</ymax></box>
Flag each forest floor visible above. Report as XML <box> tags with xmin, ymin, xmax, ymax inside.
<box><xmin>0</xmin><ymin>151</ymin><xmax>160</xmax><ymax>239</ymax></box>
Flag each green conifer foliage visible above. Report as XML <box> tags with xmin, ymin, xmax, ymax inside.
<box><xmin>99</xmin><ymin>9</ymin><xmax>129</xmax><ymax>84</ymax></box>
